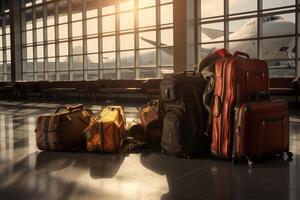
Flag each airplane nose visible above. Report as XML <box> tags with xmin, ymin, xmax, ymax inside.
<box><xmin>279</xmin><ymin>21</ymin><xmax>295</xmax><ymax>35</ymax></box>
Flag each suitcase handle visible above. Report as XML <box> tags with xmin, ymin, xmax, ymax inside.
<box><xmin>55</xmin><ymin>104</ymin><xmax>83</xmax><ymax>114</ymax></box>
<box><xmin>183</xmin><ymin>70</ymin><xmax>197</xmax><ymax>76</ymax></box>
<box><xmin>234</xmin><ymin>51</ymin><xmax>250</xmax><ymax>59</ymax></box>
<box><xmin>69</xmin><ymin>104</ymin><xmax>83</xmax><ymax>111</ymax></box>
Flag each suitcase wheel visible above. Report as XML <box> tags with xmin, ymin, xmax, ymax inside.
<box><xmin>232</xmin><ymin>158</ymin><xmax>237</xmax><ymax>165</ymax></box>
<box><xmin>247</xmin><ymin>158</ymin><xmax>254</xmax><ymax>168</ymax></box>
<box><xmin>276</xmin><ymin>153</ymin><xmax>282</xmax><ymax>158</ymax></box>
<box><xmin>248</xmin><ymin>161</ymin><xmax>254</xmax><ymax>168</ymax></box>
<box><xmin>286</xmin><ymin>151</ymin><xmax>293</xmax><ymax>159</ymax></box>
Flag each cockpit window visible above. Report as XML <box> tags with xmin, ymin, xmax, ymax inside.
<box><xmin>262</xmin><ymin>16</ymin><xmax>284</xmax><ymax>23</ymax></box>
<box><xmin>270</xmin><ymin>16</ymin><xmax>283</xmax><ymax>21</ymax></box>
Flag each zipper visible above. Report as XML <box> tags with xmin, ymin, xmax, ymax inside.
<box><xmin>232</xmin><ymin>105</ymin><xmax>240</xmax><ymax>159</ymax></box>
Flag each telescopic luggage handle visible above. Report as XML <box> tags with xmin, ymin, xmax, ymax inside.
<box><xmin>183</xmin><ymin>64</ymin><xmax>199</xmax><ymax>75</ymax></box>
<box><xmin>234</xmin><ymin>51</ymin><xmax>250</xmax><ymax>59</ymax></box>
<box><xmin>248</xmin><ymin>91</ymin><xmax>270</xmax><ymax>102</ymax></box>
<box><xmin>183</xmin><ymin>71</ymin><xmax>197</xmax><ymax>75</ymax></box>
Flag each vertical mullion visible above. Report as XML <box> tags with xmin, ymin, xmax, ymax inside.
<box><xmin>295</xmin><ymin>0</ymin><xmax>299</xmax><ymax>76</ymax></box>
<box><xmin>156</xmin><ymin>0</ymin><xmax>161</xmax><ymax>78</ymax></box>
<box><xmin>198</xmin><ymin>0</ymin><xmax>202</xmax><ymax>62</ymax></box>
<box><xmin>224</xmin><ymin>0</ymin><xmax>229</xmax><ymax>49</ymax></box>
<box><xmin>82</xmin><ymin>0</ymin><xmax>87</xmax><ymax>80</ymax></box>
<box><xmin>116</xmin><ymin>0</ymin><xmax>120</xmax><ymax>80</ymax></box>
<box><xmin>134</xmin><ymin>0</ymin><xmax>138</xmax><ymax>79</ymax></box>
<box><xmin>68</xmin><ymin>0</ymin><xmax>72</xmax><ymax>80</ymax></box>
<box><xmin>54</xmin><ymin>1</ymin><xmax>59</xmax><ymax>80</ymax></box>
<box><xmin>194</xmin><ymin>0</ymin><xmax>199</xmax><ymax>64</ymax></box>
<box><xmin>21</xmin><ymin>8</ymin><xmax>26</xmax><ymax>80</ymax></box>
<box><xmin>1</xmin><ymin>2</ymin><xmax>5</xmax><ymax>80</ymax></box>
<box><xmin>257</xmin><ymin>0</ymin><xmax>262</xmax><ymax>59</ymax></box>
<box><xmin>43</xmin><ymin>2</ymin><xmax>47</xmax><ymax>80</ymax></box>
<box><xmin>32</xmin><ymin>2</ymin><xmax>37</xmax><ymax>80</ymax></box>
<box><xmin>98</xmin><ymin>1</ymin><xmax>103</xmax><ymax>79</ymax></box>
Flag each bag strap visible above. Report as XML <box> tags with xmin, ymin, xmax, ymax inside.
<box><xmin>234</xmin><ymin>51</ymin><xmax>250</xmax><ymax>59</ymax></box>
<box><xmin>190</xmin><ymin>86</ymin><xmax>208</xmax><ymax>136</ymax></box>
<box><xmin>215</xmin><ymin>48</ymin><xmax>232</xmax><ymax>57</ymax></box>
<box><xmin>55</xmin><ymin>104</ymin><xmax>83</xmax><ymax>114</ymax></box>
<box><xmin>55</xmin><ymin>106</ymin><xmax>69</xmax><ymax>114</ymax></box>
<box><xmin>204</xmin><ymin>96</ymin><xmax>216</xmax><ymax>136</ymax></box>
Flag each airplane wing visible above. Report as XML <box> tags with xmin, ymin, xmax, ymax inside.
<box><xmin>140</xmin><ymin>37</ymin><xmax>166</xmax><ymax>47</ymax></box>
<box><xmin>140</xmin><ymin>37</ymin><xmax>173</xmax><ymax>55</ymax></box>
<box><xmin>201</xmin><ymin>28</ymin><xmax>228</xmax><ymax>40</ymax></box>
<box><xmin>140</xmin><ymin>37</ymin><xmax>215</xmax><ymax>57</ymax></box>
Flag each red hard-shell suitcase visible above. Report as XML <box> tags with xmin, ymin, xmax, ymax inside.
<box><xmin>232</xmin><ymin>101</ymin><xmax>293</xmax><ymax>167</ymax></box>
<box><xmin>211</xmin><ymin>51</ymin><xmax>269</xmax><ymax>159</ymax></box>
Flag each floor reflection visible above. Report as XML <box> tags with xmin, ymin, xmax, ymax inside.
<box><xmin>0</xmin><ymin>100</ymin><xmax>299</xmax><ymax>200</ymax></box>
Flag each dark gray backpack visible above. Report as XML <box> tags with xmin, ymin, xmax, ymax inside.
<box><xmin>160</xmin><ymin>72</ymin><xmax>210</xmax><ymax>158</ymax></box>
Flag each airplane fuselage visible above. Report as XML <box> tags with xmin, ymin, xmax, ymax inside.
<box><xmin>202</xmin><ymin>16</ymin><xmax>295</xmax><ymax>60</ymax></box>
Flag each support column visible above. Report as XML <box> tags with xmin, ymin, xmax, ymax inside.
<box><xmin>173</xmin><ymin>0</ymin><xmax>187</xmax><ymax>73</ymax></box>
<box><xmin>10</xmin><ymin>0</ymin><xmax>22</xmax><ymax>81</ymax></box>
<box><xmin>186</xmin><ymin>0</ymin><xmax>196</xmax><ymax>70</ymax></box>
<box><xmin>296</xmin><ymin>0</ymin><xmax>299</xmax><ymax>76</ymax></box>
<box><xmin>224</xmin><ymin>0</ymin><xmax>229</xmax><ymax>50</ymax></box>
<box><xmin>257</xmin><ymin>0</ymin><xmax>263</xmax><ymax>59</ymax></box>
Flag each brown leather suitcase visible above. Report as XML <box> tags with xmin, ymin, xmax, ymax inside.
<box><xmin>232</xmin><ymin>101</ymin><xmax>293</xmax><ymax>167</ymax></box>
<box><xmin>140</xmin><ymin>100</ymin><xmax>162</xmax><ymax>145</ymax></box>
<box><xmin>35</xmin><ymin>104</ymin><xmax>93</xmax><ymax>151</ymax></box>
<box><xmin>85</xmin><ymin>106</ymin><xmax>126</xmax><ymax>153</ymax></box>
<box><xmin>211</xmin><ymin>52</ymin><xmax>269</xmax><ymax>159</ymax></box>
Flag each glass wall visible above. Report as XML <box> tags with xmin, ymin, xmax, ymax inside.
<box><xmin>20</xmin><ymin>0</ymin><xmax>174</xmax><ymax>81</ymax></box>
<box><xmin>197</xmin><ymin>0</ymin><xmax>298</xmax><ymax>78</ymax></box>
<box><xmin>0</xmin><ymin>1</ymin><xmax>11</xmax><ymax>81</ymax></box>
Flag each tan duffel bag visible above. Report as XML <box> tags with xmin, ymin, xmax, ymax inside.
<box><xmin>35</xmin><ymin>104</ymin><xmax>93</xmax><ymax>151</ymax></box>
<box><xmin>84</xmin><ymin>106</ymin><xmax>126</xmax><ymax>153</ymax></box>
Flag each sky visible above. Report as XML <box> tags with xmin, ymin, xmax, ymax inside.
<box><xmin>25</xmin><ymin>0</ymin><xmax>173</xmax><ymax>60</ymax></box>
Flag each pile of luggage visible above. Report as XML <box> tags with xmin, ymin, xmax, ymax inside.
<box><xmin>35</xmin><ymin>49</ymin><xmax>293</xmax><ymax>168</ymax></box>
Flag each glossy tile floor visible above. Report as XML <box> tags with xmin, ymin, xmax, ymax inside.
<box><xmin>0</xmin><ymin>100</ymin><xmax>300</xmax><ymax>200</ymax></box>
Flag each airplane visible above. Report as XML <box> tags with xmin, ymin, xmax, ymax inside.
<box><xmin>201</xmin><ymin>16</ymin><xmax>295</xmax><ymax>61</ymax></box>
<box><xmin>67</xmin><ymin>15</ymin><xmax>295</xmax><ymax>80</ymax></box>
<box><xmin>105</xmin><ymin>15</ymin><xmax>295</xmax><ymax>70</ymax></box>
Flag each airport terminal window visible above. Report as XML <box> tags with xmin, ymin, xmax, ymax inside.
<box><xmin>198</xmin><ymin>0</ymin><xmax>298</xmax><ymax>78</ymax></box>
<box><xmin>20</xmin><ymin>0</ymin><xmax>174</xmax><ymax>81</ymax></box>
<box><xmin>0</xmin><ymin>2</ymin><xmax>11</xmax><ymax>82</ymax></box>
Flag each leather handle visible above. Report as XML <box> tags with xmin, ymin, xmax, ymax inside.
<box><xmin>55</xmin><ymin>106</ymin><xmax>69</xmax><ymax>114</ymax></box>
<box><xmin>55</xmin><ymin>104</ymin><xmax>83</xmax><ymax>114</ymax></box>
<box><xmin>234</xmin><ymin>51</ymin><xmax>250</xmax><ymax>59</ymax></box>
<box><xmin>68</xmin><ymin>104</ymin><xmax>83</xmax><ymax>112</ymax></box>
